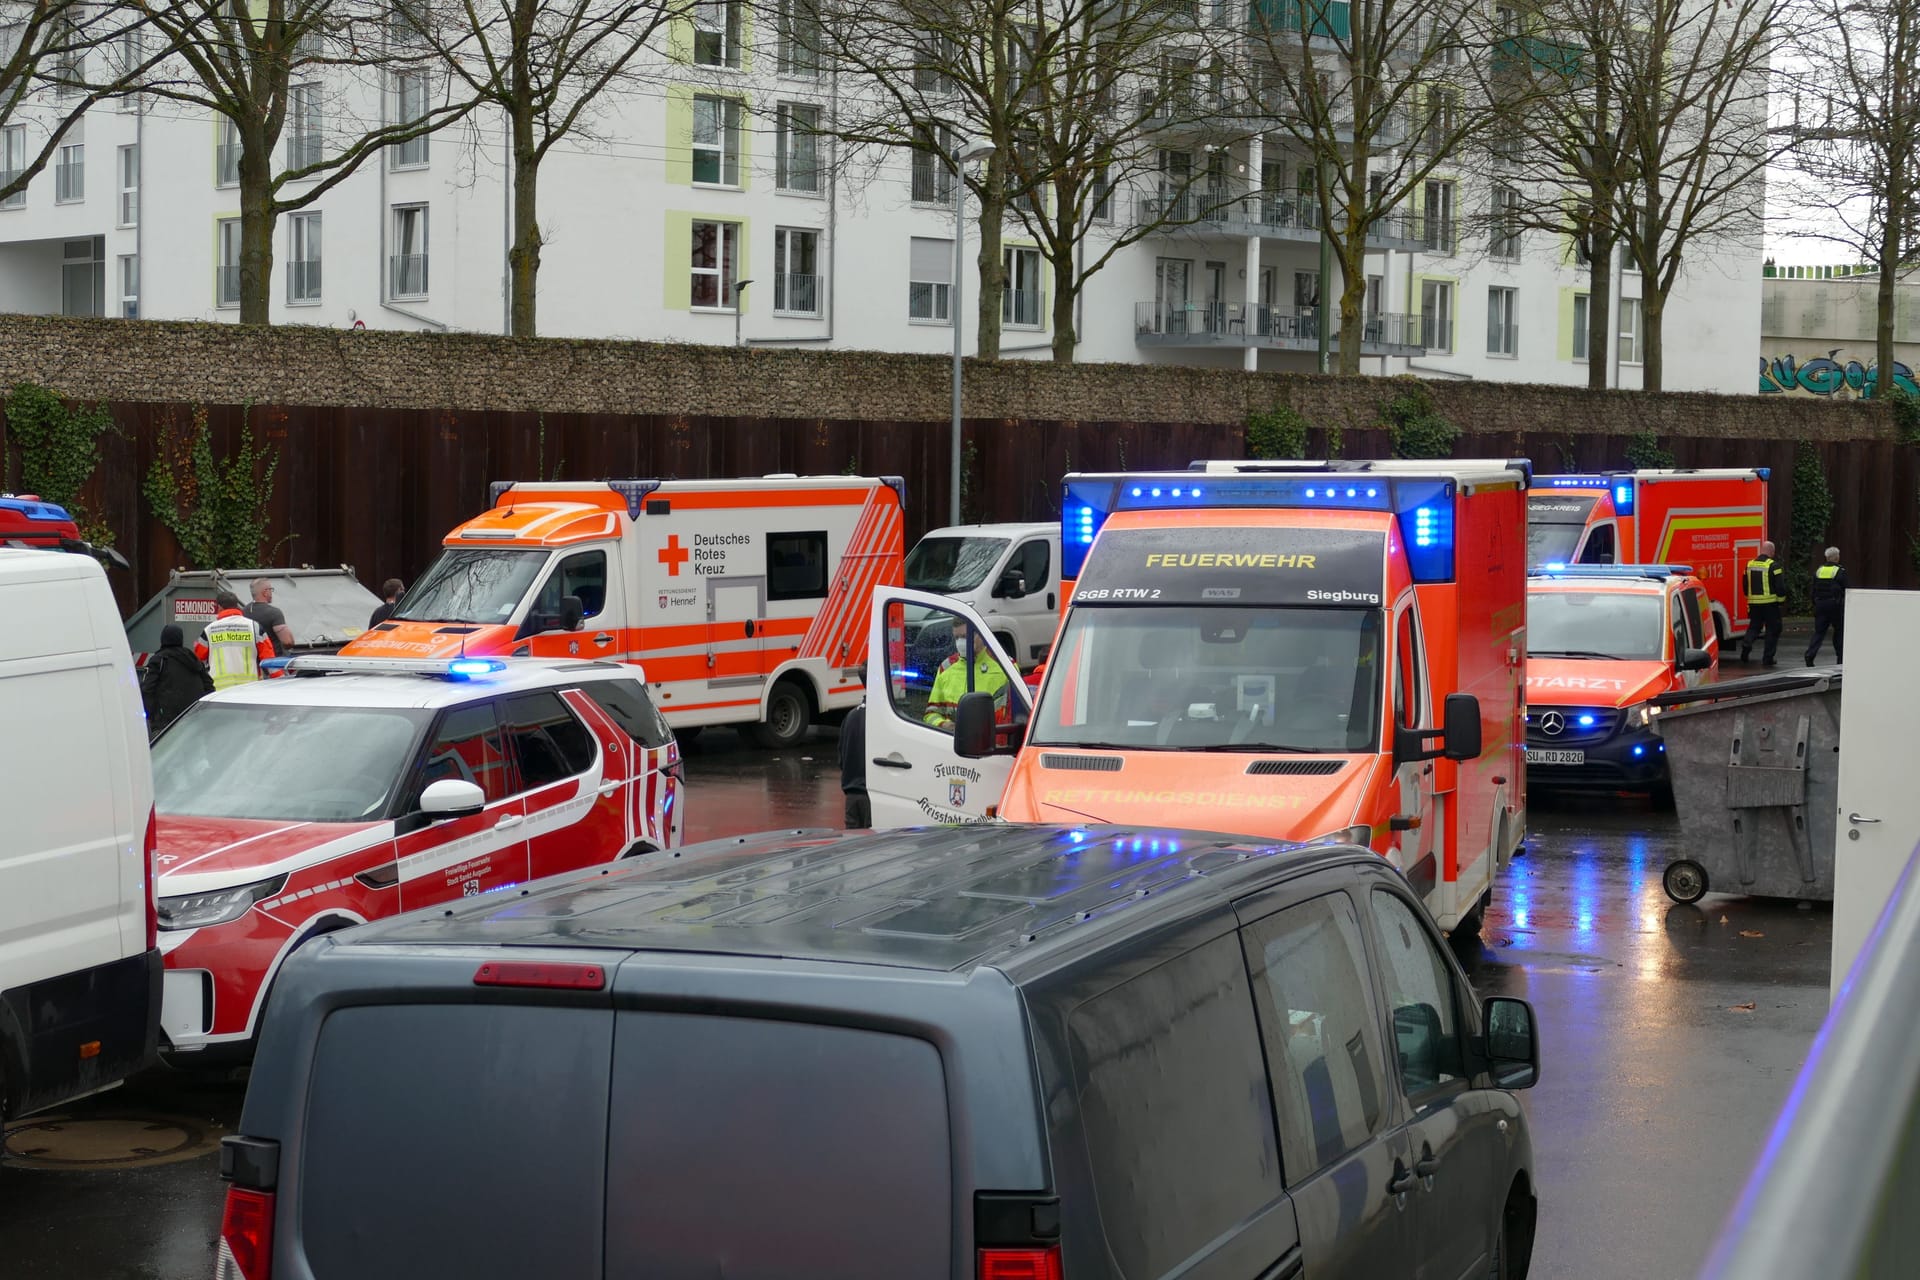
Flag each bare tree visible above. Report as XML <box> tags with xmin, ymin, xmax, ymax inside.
<box><xmin>131</xmin><ymin>0</ymin><xmax>477</xmax><ymax>324</ymax></box>
<box><xmin>0</xmin><ymin>3</ymin><xmax>163</xmax><ymax>203</ymax></box>
<box><xmin>1781</xmin><ymin>0</ymin><xmax>1920</xmax><ymax>394</ymax></box>
<box><xmin>395</xmin><ymin>0</ymin><xmax>674</xmax><ymax>336</ymax></box>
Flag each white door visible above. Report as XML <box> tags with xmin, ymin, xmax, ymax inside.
<box><xmin>1832</xmin><ymin>590</ymin><xmax>1920</xmax><ymax>1000</ymax></box>
<box><xmin>864</xmin><ymin>587</ymin><xmax>1032</xmax><ymax>828</ymax></box>
<box><xmin>980</xmin><ymin>537</ymin><xmax>1058</xmax><ymax>670</ymax></box>
<box><xmin>707</xmin><ymin>577</ymin><xmax>765</xmax><ymax>699</ymax></box>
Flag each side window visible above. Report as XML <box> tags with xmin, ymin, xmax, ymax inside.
<box><xmin>531</xmin><ymin>550</ymin><xmax>609</xmax><ymax>621</ymax></box>
<box><xmin>1067</xmin><ymin>934</ymin><xmax>1283</xmax><ymax>1279</ymax></box>
<box><xmin>1240</xmin><ymin>892</ymin><xmax>1389</xmax><ymax>1185</ymax></box>
<box><xmin>581</xmin><ymin>678</ymin><xmax>673</xmax><ymax>749</ymax></box>
<box><xmin>1669</xmin><ymin>595</ymin><xmax>1689</xmax><ymax>661</ymax></box>
<box><xmin>1577</xmin><ymin>523</ymin><xmax>1615</xmax><ymax>565</ymax></box>
<box><xmin>883</xmin><ymin>600</ymin><xmax>1012</xmax><ymax>735</ymax></box>
<box><xmin>1367</xmin><ymin>889</ymin><xmax>1466</xmax><ymax>1097</ymax></box>
<box><xmin>1682</xmin><ymin>588</ymin><xmax>1708</xmax><ymax>647</ymax></box>
<box><xmin>1012</xmin><ymin>539</ymin><xmax>1050</xmax><ymax>593</ymax></box>
<box><xmin>1394</xmin><ymin>606</ymin><xmax>1423</xmax><ymax>730</ymax></box>
<box><xmin>503</xmin><ymin>691</ymin><xmax>597</xmax><ymax>791</ymax></box>
<box><xmin>417</xmin><ymin>703</ymin><xmax>508</xmax><ymax>804</ymax></box>
<box><xmin>767</xmin><ymin>530</ymin><xmax>828</xmax><ymax>601</ymax></box>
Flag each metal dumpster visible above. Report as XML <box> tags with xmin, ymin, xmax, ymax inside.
<box><xmin>124</xmin><ymin>566</ymin><xmax>382</xmax><ymax>660</ymax></box>
<box><xmin>1650</xmin><ymin>667</ymin><xmax>1843</xmax><ymax>903</ymax></box>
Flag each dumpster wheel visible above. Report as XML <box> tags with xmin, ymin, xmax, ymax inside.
<box><xmin>1663</xmin><ymin>859</ymin><xmax>1709</xmax><ymax>905</ymax></box>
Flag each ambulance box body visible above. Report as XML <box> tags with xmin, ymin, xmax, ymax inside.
<box><xmin>1528</xmin><ymin>468</ymin><xmax>1768</xmax><ymax>641</ymax></box>
<box><xmin>863</xmin><ymin>460</ymin><xmax>1530</xmax><ymax>934</ymax></box>
<box><xmin>342</xmin><ymin>477</ymin><xmax>905</xmax><ymax>747</ymax></box>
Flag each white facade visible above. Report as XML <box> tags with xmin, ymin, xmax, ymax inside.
<box><xmin>1</xmin><ymin>14</ymin><xmax>1761</xmax><ymax>393</ymax></box>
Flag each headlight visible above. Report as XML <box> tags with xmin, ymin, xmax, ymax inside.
<box><xmin>1629</xmin><ymin>702</ymin><xmax>1662</xmax><ymax>728</ymax></box>
<box><xmin>157</xmin><ymin>875</ymin><xmax>288</xmax><ymax>930</ymax></box>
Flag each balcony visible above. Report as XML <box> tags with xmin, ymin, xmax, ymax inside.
<box><xmin>1135</xmin><ymin>300</ymin><xmax>1426</xmax><ymax>357</ymax></box>
<box><xmin>54</xmin><ymin>158</ymin><xmax>83</xmax><ymax>203</ymax></box>
<box><xmin>774</xmin><ymin>272</ymin><xmax>819</xmax><ymax>315</ymax></box>
<box><xmin>390</xmin><ymin>253</ymin><xmax>428</xmax><ymax>297</ymax></box>
<box><xmin>1135</xmin><ymin>191</ymin><xmax>1432</xmax><ymax>251</ymax></box>
<box><xmin>287</xmin><ymin>258</ymin><xmax>321</xmax><ymax>303</ymax></box>
<box><xmin>1249</xmin><ymin>0</ymin><xmax>1352</xmax><ymax>39</ymax></box>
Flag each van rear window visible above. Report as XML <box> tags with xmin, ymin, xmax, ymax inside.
<box><xmin>604</xmin><ymin>1012</ymin><xmax>951</xmax><ymax>1279</ymax></box>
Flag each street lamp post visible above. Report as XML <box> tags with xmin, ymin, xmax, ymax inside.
<box><xmin>734</xmin><ymin>278</ymin><xmax>754</xmax><ymax>348</ymax></box>
<box><xmin>951</xmin><ymin>137</ymin><xmax>996</xmax><ymax>526</ymax></box>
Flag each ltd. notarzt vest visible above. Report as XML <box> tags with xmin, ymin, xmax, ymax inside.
<box><xmin>1811</xmin><ymin>563</ymin><xmax>1846</xmax><ymax>609</ymax></box>
<box><xmin>1744</xmin><ymin>557</ymin><xmax>1784</xmax><ymax>606</ymax></box>
<box><xmin>204</xmin><ymin>616</ymin><xmax>264</xmax><ymax>690</ymax></box>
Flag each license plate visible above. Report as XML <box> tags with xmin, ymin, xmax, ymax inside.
<box><xmin>1526</xmin><ymin>749</ymin><xmax>1585</xmax><ymax>766</ymax></box>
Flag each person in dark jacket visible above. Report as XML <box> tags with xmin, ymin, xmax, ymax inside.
<box><xmin>368</xmin><ymin>578</ymin><xmax>406</xmax><ymax>628</ymax></box>
<box><xmin>1805</xmin><ymin>546</ymin><xmax>1848</xmax><ymax>665</ymax></box>
<box><xmin>839</xmin><ymin>701</ymin><xmax>870</xmax><ymax>829</ymax></box>
<box><xmin>142</xmin><ymin>624</ymin><xmax>214</xmax><ymax>738</ymax></box>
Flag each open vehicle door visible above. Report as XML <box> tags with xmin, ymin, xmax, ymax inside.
<box><xmin>864</xmin><ymin>587</ymin><xmax>1031</xmax><ymax>827</ymax></box>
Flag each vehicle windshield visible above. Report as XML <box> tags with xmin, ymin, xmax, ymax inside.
<box><xmin>905</xmin><ymin>536</ymin><xmax>1010</xmax><ymax>593</ymax></box>
<box><xmin>390</xmin><ymin>547</ymin><xmax>550</xmax><ymax>625</ymax></box>
<box><xmin>154</xmin><ymin>703</ymin><xmax>430</xmax><ymax>823</ymax></box>
<box><xmin>1528</xmin><ymin>591</ymin><xmax>1665</xmax><ymax>660</ymax></box>
<box><xmin>1527</xmin><ymin>521</ymin><xmax>1583</xmax><ymax>567</ymax></box>
<box><xmin>1030</xmin><ymin>605</ymin><xmax>1384</xmax><ymax>752</ymax></box>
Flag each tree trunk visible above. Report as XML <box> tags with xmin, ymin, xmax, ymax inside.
<box><xmin>237</xmin><ymin>137</ymin><xmax>276</xmax><ymax>326</ymax></box>
<box><xmin>508</xmin><ymin>104</ymin><xmax>540</xmax><ymax>337</ymax></box>
<box><xmin>1335</xmin><ymin>237</ymin><xmax>1367</xmax><ymax>376</ymax></box>
<box><xmin>976</xmin><ymin>174</ymin><xmax>1005</xmax><ymax>360</ymax></box>
<box><xmin>1875</xmin><ymin>230</ymin><xmax>1897</xmax><ymax>396</ymax></box>
<box><xmin>1050</xmin><ymin>249</ymin><xmax>1076</xmax><ymax>362</ymax></box>
<box><xmin>1587</xmin><ymin>230</ymin><xmax>1613</xmax><ymax>391</ymax></box>
<box><xmin>1642</xmin><ymin>290</ymin><xmax>1664</xmax><ymax>392</ymax></box>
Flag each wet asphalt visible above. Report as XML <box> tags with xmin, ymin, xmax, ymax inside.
<box><xmin>0</xmin><ymin>726</ymin><xmax>1831</xmax><ymax>1280</ymax></box>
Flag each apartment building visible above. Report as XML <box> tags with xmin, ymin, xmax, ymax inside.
<box><xmin>0</xmin><ymin>0</ymin><xmax>1759</xmax><ymax>393</ymax></box>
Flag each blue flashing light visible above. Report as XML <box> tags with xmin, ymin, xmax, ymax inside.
<box><xmin>891</xmin><ymin>668</ymin><xmax>920</xmax><ymax>680</ymax></box>
<box><xmin>1366</xmin><ymin>487</ymin><xmax>1378</xmax><ymax>498</ymax></box>
<box><xmin>1657</xmin><ymin>743</ymin><xmax>1666</xmax><ymax>753</ymax></box>
<box><xmin>1305</xmin><ymin>487</ymin><xmax>1317</xmax><ymax>497</ymax></box>
<box><xmin>1575</xmin><ymin>713</ymin><xmax>1597</xmax><ymax>728</ymax></box>
<box><xmin>1068</xmin><ymin>830</ymin><xmax>1087</xmax><ymax>844</ymax></box>
<box><xmin>1150</xmin><ymin>487</ymin><xmax>1162</xmax><ymax>497</ymax></box>
<box><xmin>1632</xmin><ymin>744</ymin><xmax>1646</xmax><ymax>758</ymax></box>
<box><xmin>1074</xmin><ymin>503</ymin><xmax>1097</xmax><ymax>547</ymax></box>
<box><xmin>1130</xmin><ymin>487</ymin><xmax>1143</xmax><ymax>497</ymax></box>
<box><xmin>1543</xmin><ymin>475</ymin><xmax>1609</xmax><ymax>488</ymax></box>
<box><xmin>448</xmin><ymin>658</ymin><xmax>506</xmax><ymax>678</ymax></box>
<box><xmin>1546</xmin><ymin>562</ymin><xmax>1567</xmax><ymax>570</ymax></box>
<box><xmin>1394</xmin><ymin>479</ymin><xmax>1456</xmax><ymax>583</ymax></box>
<box><xmin>1613</xmin><ymin>481</ymin><xmax>1636</xmax><ymax>515</ymax></box>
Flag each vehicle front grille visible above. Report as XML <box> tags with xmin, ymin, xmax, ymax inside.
<box><xmin>1040</xmin><ymin>753</ymin><xmax>1123</xmax><ymax>772</ymax></box>
<box><xmin>1525</xmin><ymin>707</ymin><xmax>1622</xmax><ymax>744</ymax></box>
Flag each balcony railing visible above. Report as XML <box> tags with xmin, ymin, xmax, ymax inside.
<box><xmin>775</xmin><ymin>272</ymin><xmax>819</xmax><ymax>315</ymax></box>
<box><xmin>0</xmin><ymin>167</ymin><xmax>23</xmax><ymax>209</ymax></box>
<box><xmin>217</xmin><ymin>142</ymin><xmax>241</xmax><ymax>186</ymax></box>
<box><xmin>54</xmin><ymin>158</ymin><xmax>83</xmax><ymax>202</ymax></box>
<box><xmin>1487</xmin><ymin>321</ymin><xmax>1517</xmax><ymax>357</ymax></box>
<box><xmin>390</xmin><ymin>253</ymin><xmax>428</xmax><ymax>297</ymax></box>
<box><xmin>1135</xmin><ymin>300</ymin><xmax>1426</xmax><ymax>350</ymax></box>
<box><xmin>1132</xmin><ymin>190</ymin><xmax>1436</xmax><ymax>249</ymax></box>
<box><xmin>216</xmin><ymin>264</ymin><xmax>242</xmax><ymax>307</ymax></box>
<box><xmin>287</xmin><ymin>129</ymin><xmax>322</xmax><ymax>169</ymax></box>
<box><xmin>287</xmin><ymin>259</ymin><xmax>322</xmax><ymax>303</ymax></box>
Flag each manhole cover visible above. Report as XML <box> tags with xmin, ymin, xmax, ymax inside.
<box><xmin>1</xmin><ymin>1113</ymin><xmax>226</xmax><ymax>1170</ymax></box>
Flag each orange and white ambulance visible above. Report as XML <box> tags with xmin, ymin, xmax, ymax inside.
<box><xmin>1528</xmin><ymin>468</ymin><xmax>1768</xmax><ymax>643</ymax></box>
<box><xmin>865</xmin><ymin>459</ymin><xmax>1530</xmax><ymax>933</ymax></box>
<box><xmin>342</xmin><ymin>477</ymin><xmax>905</xmax><ymax>746</ymax></box>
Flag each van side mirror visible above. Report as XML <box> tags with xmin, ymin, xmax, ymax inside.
<box><xmin>1679</xmin><ymin>646</ymin><xmax>1712</xmax><ymax>672</ymax></box>
<box><xmin>1482</xmin><ymin>996</ymin><xmax>1540</xmax><ymax>1089</ymax></box>
<box><xmin>1392</xmin><ymin>693</ymin><xmax>1483</xmax><ymax>766</ymax></box>
<box><xmin>953</xmin><ymin>691</ymin><xmax>998</xmax><ymax>758</ymax></box>
<box><xmin>419</xmin><ymin>778</ymin><xmax>486</xmax><ymax>820</ymax></box>
<box><xmin>559</xmin><ymin>595</ymin><xmax>586</xmax><ymax>632</ymax></box>
<box><xmin>993</xmin><ymin>570</ymin><xmax>1028</xmax><ymax>599</ymax></box>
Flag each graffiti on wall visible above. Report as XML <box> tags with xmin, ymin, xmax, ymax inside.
<box><xmin>1759</xmin><ymin>350</ymin><xmax>1919</xmax><ymax>397</ymax></box>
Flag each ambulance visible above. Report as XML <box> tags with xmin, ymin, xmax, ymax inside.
<box><xmin>864</xmin><ymin>459</ymin><xmax>1531</xmax><ymax>934</ymax></box>
<box><xmin>341</xmin><ymin>476</ymin><xmax>906</xmax><ymax>747</ymax></box>
<box><xmin>1</xmin><ymin>492</ymin><xmax>129</xmax><ymax>567</ymax></box>
<box><xmin>1527</xmin><ymin>468</ymin><xmax>1768</xmax><ymax>643</ymax></box>
<box><xmin>1523</xmin><ymin>564</ymin><xmax>1717</xmax><ymax>794</ymax></box>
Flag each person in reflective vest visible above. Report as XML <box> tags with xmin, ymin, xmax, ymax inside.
<box><xmin>1738</xmin><ymin>540</ymin><xmax>1786</xmax><ymax>666</ymax></box>
<box><xmin>1804</xmin><ymin>546</ymin><xmax>1848</xmax><ymax>666</ymax></box>
<box><xmin>194</xmin><ymin>590</ymin><xmax>276</xmax><ymax>690</ymax></box>
<box><xmin>924</xmin><ymin>628</ymin><xmax>1010</xmax><ymax>731</ymax></box>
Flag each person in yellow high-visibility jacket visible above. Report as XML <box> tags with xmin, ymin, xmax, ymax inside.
<box><xmin>924</xmin><ymin>629</ymin><xmax>1010</xmax><ymax>731</ymax></box>
<box><xmin>1738</xmin><ymin>541</ymin><xmax>1787</xmax><ymax>666</ymax></box>
<box><xmin>194</xmin><ymin>591</ymin><xmax>276</xmax><ymax>691</ymax></box>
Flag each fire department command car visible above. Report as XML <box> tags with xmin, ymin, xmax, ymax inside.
<box><xmin>1527</xmin><ymin>468</ymin><xmax>1769</xmax><ymax>643</ymax></box>
<box><xmin>865</xmin><ymin>459</ymin><xmax>1531</xmax><ymax>935</ymax></box>
<box><xmin>341</xmin><ymin>476</ymin><xmax>906</xmax><ymax>747</ymax></box>
<box><xmin>149</xmin><ymin>656</ymin><xmax>683</xmax><ymax>1061</ymax></box>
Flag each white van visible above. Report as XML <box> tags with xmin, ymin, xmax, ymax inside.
<box><xmin>903</xmin><ymin>522</ymin><xmax>1061</xmax><ymax>669</ymax></box>
<box><xmin>0</xmin><ymin>549</ymin><xmax>161</xmax><ymax>1120</ymax></box>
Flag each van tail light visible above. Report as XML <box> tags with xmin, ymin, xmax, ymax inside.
<box><xmin>473</xmin><ymin>961</ymin><xmax>606</xmax><ymax>990</ymax></box>
<box><xmin>144</xmin><ymin>806</ymin><xmax>159</xmax><ymax>952</ymax></box>
<box><xmin>214</xmin><ymin>1186</ymin><xmax>274</xmax><ymax>1280</ymax></box>
<box><xmin>979</xmin><ymin>1247</ymin><xmax>1062</xmax><ymax>1280</ymax></box>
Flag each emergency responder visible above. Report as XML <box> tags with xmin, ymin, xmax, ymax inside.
<box><xmin>141</xmin><ymin>624</ymin><xmax>213</xmax><ymax>738</ymax></box>
<box><xmin>1739</xmin><ymin>539</ymin><xmax>1786</xmax><ymax>666</ymax></box>
<box><xmin>246</xmin><ymin>578</ymin><xmax>296</xmax><ymax>650</ymax></box>
<box><xmin>368</xmin><ymin>578</ymin><xmax>406</xmax><ymax>628</ymax></box>
<box><xmin>1805</xmin><ymin>546</ymin><xmax>1848</xmax><ymax>666</ymax></box>
<box><xmin>839</xmin><ymin>701</ymin><xmax>870</xmax><ymax>829</ymax></box>
<box><xmin>923</xmin><ymin>627</ymin><xmax>1010</xmax><ymax>731</ymax></box>
<box><xmin>196</xmin><ymin>590</ymin><xmax>276</xmax><ymax>689</ymax></box>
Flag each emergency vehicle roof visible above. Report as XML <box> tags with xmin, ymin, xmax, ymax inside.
<box><xmin>1534</xmin><ymin>467</ymin><xmax>1769</xmax><ymax>486</ymax></box>
<box><xmin>918</xmin><ymin>520</ymin><xmax>1058</xmax><ymax>540</ymax></box>
<box><xmin>200</xmin><ymin>658</ymin><xmax>639</xmax><ymax>711</ymax></box>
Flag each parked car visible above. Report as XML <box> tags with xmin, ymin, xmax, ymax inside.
<box><xmin>220</xmin><ymin>823</ymin><xmax>1539</xmax><ymax>1280</ymax></box>
<box><xmin>905</xmin><ymin>521</ymin><xmax>1062</xmax><ymax>669</ymax></box>
<box><xmin>152</xmin><ymin>655</ymin><xmax>683</xmax><ymax>1065</ymax></box>
<box><xmin>0</xmin><ymin>548</ymin><xmax>161</xmax><ymax>1122</ymax></box>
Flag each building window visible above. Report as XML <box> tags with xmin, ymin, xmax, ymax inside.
<box><xmin>115</xmin><ymin>30</ymin><xmax>144</xmax><ymax>112</ymax></box>
<box><xmin>1091</xmin><ymin>165</ymin><xmax>1112</xmax><ymax>223</ymax></box>
<box><xmin>119</xmin><ymin>255</ymin><xmax>139</xmax><ymax>318</ymax></box>
<box><xmin>1003</xmin><ymin>246</ymin><xmax>1042</xmax><ymax>328</ymax></box>
<box><xmin>62</xmin><ymin>237</ymin><xmax>103</xmax><ymax>316</ymax></box>
<box><xmin>692</xmin><ymin>0</ymin><xmax>742</xmax><ymax>69</ymax></box>
<box><xmin>1422</xmin><ymin>179</ymin><xmax>1454</xmax><ymax>252</ymax></box>
<box><xmin>50</xmin><ymin>19</ymin><xmax>83</xmax><ymax>99</ymax></box>
<box><xmin>1619</xmin><ymin>297</ymin><xmax>1645</xmax><ymax>365</ymax></box>
<box><xmin>54</xmin><ymin>133</ymin><xmax>83</xmax><ymax>203</ymax></box>
<box><xmin>1420</xmin><ymin>85</ymin><xmax>1459</xmax><ymax>152</ymax></box>
<box><xmin>914</xmin><ymin>35</ymin><xmax>956</xmax><ymax>93</ymax></box>
<box><xmin>689</xmin><ymin>218</ymin><xmax>741</xmax><ymax>308</ymax></box>
<box><xmin>1490</xmin><ymin>185</ymin><xmax>1521</xmax><ymax>260</ymax></box>
<box><xmin>289</xmin><ymin>212</ymin><xmax>322</xmax><ymax>303</ymax></box>
<box><xmin>774</xmin><ymin>227</ymin><xmax>820</xmax><ymax>316</ymax></box>
<box><xmin>217</xmin><ymin>218</ymin><xmax>242</xmax><ymax>307</ymax></box>
<box><xmin>908</xmin><ymin>235</ymin><xmax>952</xmax><ymax>322</ymax></box>
<box><xmin>1420</xmin><ymin>280</ymin><xmax>1453</xmax><ymax>353</ymax></box>
<box><xmin>1</xmin><ymin>124</ymin><xmax>24</xmax><ymax>208</ymax></box>
<box><xmin>1487</xmin><ymin>285</ymin><xmax>1517</xmax><ymax>356</ymax></box>
<box><xmin>287</xmin><ymin>82</ymin><xmax>323</xmax><ymax>169</ymax></box>
<box><xmin>217</xmin><ymin>116</ymin><xmax>241</xmax><ymax>187</ymax></box>
<box><xmin>776</xmin><ymin>0</ymin><xmax>821</xmax><ymax>78</ymax></box>
<box><xmin>1366</xmin><ymin>274</ymin><xmax>1383</xmax><ymax>320</ymax></box>
<box><xmin>1572</xmin><ymin>293</ymin><xmax>1590</xmax><ymax>361</ymax></box>
<box><xmin>692</xmin><ymin>95</ymin><xmax>742</xmax><ymax>186</ymax></box>
<box><xmin>911</xmin><ymin>124</ymin><xmax>954</xmax><ymax>204</ymax></box>
<box><xmin>391</xmin><ymin>71</ymin><xmax>430</xmax><ymax>168</ymax></box>
<box><xmin>775</xmin><ymin>103</ymin><xmax>821</xmax><ymax>193</ymax></box>
<box><xmin>391</xmin><ymin>203</ymin><xmax>428</xmax><ymax>297</ymax></box>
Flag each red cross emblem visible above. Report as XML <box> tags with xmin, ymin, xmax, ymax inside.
<box><xmin>658</xmin><ymin>534</ymin><xmax>690</xmax><ymax>577</ymax></box>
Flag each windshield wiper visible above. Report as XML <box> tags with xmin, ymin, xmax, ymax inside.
<box><xmin>1034</xmin><ymin>740</ymin><xmax>1159</xmax><ymax>752</ymax></box>
<box><xmin>1534</xmin><ymin>649</ymin><xmax>1630</xmax><ymax>661</ymax></box>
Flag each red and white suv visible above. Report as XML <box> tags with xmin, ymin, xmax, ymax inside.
<box><xmin>150</xmin><ymin>656</ymin><xmax>684</xmax><ymax>1062</ymax></box>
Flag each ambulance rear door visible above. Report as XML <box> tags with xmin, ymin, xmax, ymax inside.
<box><xmin>864</xmin><ymin>588</ymin><xmax>1031</xmax><ymax>827</ymax></box>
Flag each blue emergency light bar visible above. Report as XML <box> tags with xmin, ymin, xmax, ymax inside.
<box><xmin>0</xmin><ymin>494</ymin><xmax>74</xmax><ymax>523</ymax></box>
<box><xmin>1531</xmin><ymin>564</ymin><xmax>1694</xmax><ymax>580</ymax></box>
<box><xmin>1535</xmin><ymin>473</ymin><xmax>1635</xmax><ymax>515</ymax></box>
<box><xmin>285</xmin><ymin>656</ymin><xmax>510</xmax><ymax>680</ymax></box>
<box><xmin>1062</xmin><ymin>473</ymin><xmax>1456</xmax><ymax>582</ymax></box>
